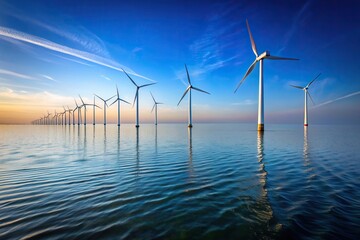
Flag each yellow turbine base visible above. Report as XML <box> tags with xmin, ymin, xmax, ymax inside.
<box><xmin>258</xmin><ymin>124</ymin><xmax>264</xmax><ymax>131</ymax></box>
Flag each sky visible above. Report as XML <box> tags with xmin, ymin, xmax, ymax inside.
<box><xmin>0</xmin><ymin>0</ymin><xmax>359</xmax><ymax>125</ymax></box>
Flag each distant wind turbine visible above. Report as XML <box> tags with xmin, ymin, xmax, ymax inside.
<box><xmin>74</xmin><ymin>99</ymin><xmax>82</xmax><ymax>125</ymax></box>
<box><xmin>110</xmin><ymin>85</ymin><xmax>130</xmax><ymax>126</ymax></box>
<box><xmin>178</xmin><ymin>64</ymin><xmax>210</xmax><ymax>128</ymax></box>
<box><xmin>66</xmin><ymin>106</ymin><xmax>73</xmax><ymax>125</ymax></box>
<box><xmin>122</xmin><ymin>68</ymin><xmax>156</xmax><ymax>127</ymax></box>
<box><xmin>234</xmin><ymin>19</ymin><xmax>299</xmax><ymax>131</ymax></box>
<box><xmin>95</xmin><ymin>94</ymin><xmax>115</xmax><ymax>125</ymax></box>
<box><xmin>290</xmin><ymin>73</ymin><xmax>320</xmax><ymax>126</ymax></box>
<box><xmin>150</xmin><ymin>92</ymin><xmax>163</xmax><ymax>125</ymax></box>
<box><xmin>79</xmin><ymin>95</ymin><xmax>96</xmax><ymax>125</ymax></box>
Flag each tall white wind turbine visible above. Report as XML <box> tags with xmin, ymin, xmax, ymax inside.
<box><xmin>95</xmin><ymin>94</ymin><xmax>115</xmax><ymax>125</ymax></box>
<box><xmin>234</xmin><ymin>19</ymin><xmax>299</xmax><ymax>131</ymax></box>
<box><xmin>122</xmin><ymin>68</ymin><xmax>156</xmax><ymax>128</ymax></box>
<box><xmin>109</xmin><ymin>85</ymin><xmax>130</xmax><ymax>126</ymax></box>
<box><xmin>150</xmin><ymin>92</ymin><xmax>163</xmax><ymax>125</ymax></box>
<box><xmin>290</xmin><ymin>73</ymin><xmax>320</xmax><ymax>126</ymax></box>
<box><xmin>178</xmin><ymin>64</ymin><xmax>210</xmax><ymax>128</ymax></box>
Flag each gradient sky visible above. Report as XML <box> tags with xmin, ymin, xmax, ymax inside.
<box><xmin>0</xmin><ymin>0</ymin><xmax>359</xmax><ymax>125</ymax></box>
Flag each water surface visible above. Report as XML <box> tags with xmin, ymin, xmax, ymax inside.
<box><xmin>0</xmin><ymin>124</ymin><xmax>359</xmax><ymax>239</ymax></box>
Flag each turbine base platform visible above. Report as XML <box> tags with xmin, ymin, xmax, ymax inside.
<box><xmin>135</xmin><ymin>125</ymin><xmax>139</xmax><ymax>128</ymax></box>
<box><xmin>257</xmin><ymin>124</ymin><xmax>264</xmax><ymax>131</ymax></box>
<box><xmin>188</xmin><ymin>124</ymin><xmax>193</xmax><ymax>128</ymax></box>
<box><xmin>304</xmin><ymin>124</ymin><xmax>308</xmax><ymax>126</ymax></box>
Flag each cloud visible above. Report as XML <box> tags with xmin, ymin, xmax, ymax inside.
<box><xmin>1</xmin><ymin>3</ymin><xmax>110</xmax><ymax>58</ymax></box>
<box><xmin>0</xmin><ymin>26</ymin><xmax>154</xmax><ymax>82</ymax></box>
<box><xmin>40</xmin><ymin>74</ymin><xmax>57</xmax><ymax>82</ymax></box>
<box><xmin>101</xmin><ymin>75</ymin><xmax>112</xmax><ymax>81</ymax></box>
<box><xmin>312</xmin><ymin>91</ymin><xmax>360</xmax><ymax>109</ymax></box>
<box><xmin>187</xmin><ymin>4</ymin><xmax>243</xmax><ymax>79</ymax></box>
<box><xmin>0</xmin><ymin>87</ymin><xmax>73</xmax><ymax>107</ymax></box>
<box><xmin>0</xmin><ymin>68</ymin><xmax>36</xmax><ymax>80</ymax></box>
<box><xmin>231</xmin><ymin>99</ymin><xmax>256</xmax><ymax>106</ymax></box>
<box><xmin>277</xmin><ymin>1</ymin><xmax>312</xmax><ymax>54</ymax></box>
<box><xmin>132</xmin><ymin>47</ymin><xmax>143</xmax><ymax>54</ymax></box>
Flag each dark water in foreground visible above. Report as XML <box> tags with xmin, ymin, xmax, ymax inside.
<box><xmin>0</xmin><ymin>124</ymin><xmax>359</xmax><ymax>239</ymax></box>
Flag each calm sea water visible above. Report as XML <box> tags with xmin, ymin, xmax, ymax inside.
<box><xmin>0</xmin><ymin>124</ymin><xmax>359</xmax><ymax>239</ymax></box>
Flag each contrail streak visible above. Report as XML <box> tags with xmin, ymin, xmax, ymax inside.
<box><xmin>312</xmin><ymin>91</ymin><xmax>360</xmax><ymax>108</ymax></box>
<box><xmin>0</xmin><ymin>26</ymin><xmax>154</xmax><ymax>82</ymax></box>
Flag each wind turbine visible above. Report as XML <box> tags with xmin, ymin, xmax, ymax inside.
<box><xmin>109</xmin><ymin>85</ymin><xmax>130</xmax><ymax>126</ymax></box>
<box><xmin>74</xmin><ymin>99</ymin><xmax>82</xmax><ymax>125</ymax></box>
<box><xmin>66</xmin><ymin>106</ymin><xmax>73</xmax><ymax>126</ymax></box>
<box><xmin>122</xmin><ymin>68</ymin><xmax>156</xmax><ymax>128</ymax></box>
<box><xmin>290</xmin><ymin>73</ymin><xmax>320</xmax><ymax>127</ymax></box>
<box><xmin>150</xmin><ymin>92</ymin><xmax>163</xmax><ymax>125</ymax></box>
<box><xmin>72</xmin><ymin>103</ymin><xmax>78</xmax><ymax>125</ymax></box>
<box><xmin>178</xmin><ymin>64</ymin><xmax>210</xmax><ymax>128</ymax></box>
<box><xmin>79</xmin><ymin>95</ymin><xmax>96</xmax><ymax>126</ymax></box>
<box><xmin>46</xmin><ymin>112</ymin><xmax>51</xmax><ymax>125</ymax></box>
<box><xmin>95</xmin><ymin>94</ymin><xmax>115</xmax><ymax>125</ymax></box>
<box><xmin>234</xmin><ymin>19</ymin><xmax>299</xmax><ymax>131</ymax></box>
<box><xmin>63</xmin><ymin>106</ymin><xmax>69</xmax><ymax>125</ymax></box>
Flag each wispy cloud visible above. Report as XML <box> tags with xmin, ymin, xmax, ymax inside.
<box><xmin>40</xmin><ymin>74</ymin><xmax>57</xmax><ymax>82</ymax></box>
<box><xmin>187</xmin><ymin>4</ymin><xmax>243</xmax><ymax>79</ymax></box>
<box><xmin>312</xmin><ymin>91</ymin><xmax>360</xmax><ymax>109</ymax></box>
<box><xmin>0</xmin><ymin>87</ymin><xmax>73</xmax><ymax>107</ymax></box>
<box><xmin>0</xmin><ymin>68</ymin><xmax>36</xmax><ymax>80</ymax></box>
<box><xmin>231</xmin><ymin>99</ymin><xmax>256</xmax><ymax>106</ymax></box>
<box><xmin>101</xmin><ymin>75</ymin><xmax>111</xmax><ymax>81</ymax></box>
<box><xmin>1</xmin><ymin>3</ymin><xmax>110</xmax><ymax>58</ymax></box>
<box><xmin>0</xmin><ymin>26</ymin><xmax>154</xmax><ymax>82</ymax></box>
<box><xmin>132</xmin><ymin>47</ymin><xmax>143</xmax><ymax>54</ymax></box>
<box><xmin>277</xmin><ymin>1</ymin><xmax>311</xmax><ymax>54</ymax></box>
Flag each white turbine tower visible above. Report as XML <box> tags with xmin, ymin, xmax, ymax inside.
<box><xmin>109</xmin><ymin>85</ymin><xmax>130</xmax><ymax>126</ymax></box>
<box><xmin>122</xmin><ymin>68</ymin><xmax>156</xmax><ymax>128</ymax></box>
<box><xmin>150</xmin><ymin>92</ymin><xmax>163</xmax><ymax>125</ymax></box>
<box><xmin>234</xmin><ymin>19</ymin><xmax>299</xmax><ymax>131</ymax></box>
<box><xmin>178</xmin><ymin>64</ymin><xmax>210</xmax><ymax>128</ymax></box>
<box><xmin>290</xmin><ymin>73</ymin><xmax>320</xmax><ymax>127</ymax></box>
<box><xmin>95</xmin><ymin>94</ymin><xmax>115</xmax><ymax>125</ymax></box>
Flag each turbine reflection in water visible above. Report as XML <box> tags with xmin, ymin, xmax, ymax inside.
<box><xmin>257</xmin><ymin>131</ymin><xmax>279</xmax><ymax>234</ymax></box>
<box><xmin>187</xmin><ymin>127</ymin><xmax>195</xmax><ymax>181</ymax></box>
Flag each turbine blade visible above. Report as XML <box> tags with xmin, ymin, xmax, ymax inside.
<box><xmin>185</xmin><ymin>64</ymin><xmax>192</xmax><ymax>85</ymax></box>
<box><xmin>120</xmin><ymin>99</ymin><xmax>131</xmax><ymax>104</ymax></box>
<box><xmin>109</xmin><ymin>98</ymin><xmax>118</xmax><ymax>106</ymax></box>
<box><xmin>116</xmin><ymin>85</ymin><xmax>119</xmax><ymax>98</ymax></box>
<box><xmin>290</xmin><ymin>84</ymin><xmax>304</xmax><ymax>89</ymax></box>
<box><xmin>79</xmin><ymin>95</ymin><xmax>85</xmax><ymax>105</ymax></box>
<box><xmin>122</xmin><ymin>68</ymin><xmax>138</xmax><ymax>87</ymax></box>
<box><xmin>106</xmin><ymin>95</ymin><xmax>116</xmax><ymax>102</ymax></box>
<box><xmin>151</xmin><ymin>103</ymin><xmax>155</xmax><ymax>112</ymax></box>
<box><xmin>139</xmin><ymin>82</ymin><xmax>156</xmax><ymax>88</ymax></box>
<box><xmin>150</xmin><ymin>92</ymin><xmax>156</xmax><ymax>103</ymax></box>
<box><xmin>306</xmin><ymin>73</ymin><xmax>321</xmax><ymax>88</ymax></box>
<box><xmin>192</xmin><ymin>86</ymin><xmax>210</xmax><ymax>95</ymax></box>
<box><xmin>307</xmin><ymin>91</ymin><xmax>315</xmax><ymax>105</ymax></box>
<box><xmin>234</xmin><ymin>60</ymin><xmax>258</xmax><ymax>93</ymax></box>
<box><xmin>266</xmin><ymin>55</ymin><xmax>299</xmax><ymax>60</ymax></box>
<box><xmin>177</xmin><ymin>87</ymin><xmax>190</xmax><ymax>106</ymax></box>
<box><xmin>95</xmin><ymin>94</ymin><xmax>105</xmax><ymax>102</ymax></box>
<box><xmin>246</xmin><ymin>19</ymin><xmax>258</xmax><ymax>57</ymax></box>
<box><xmin>133</xmin><ymin>90</ymin><xmax>138</xmax><ymax>107</ymax></box>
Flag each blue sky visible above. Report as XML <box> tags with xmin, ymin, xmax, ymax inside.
<box><xmin>0</xmin><ymin>0</ymin><xmax>359</xmax><ymax>124</ymax></box>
